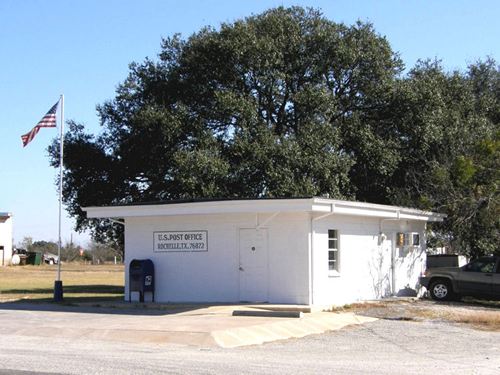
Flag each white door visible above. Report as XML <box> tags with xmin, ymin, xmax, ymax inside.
<box><xmin>239</xmin><ymin>228</ymin><xmax>268</xmax><ymax>302</ymax></box>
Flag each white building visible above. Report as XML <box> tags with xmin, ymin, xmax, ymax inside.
<box><xmin>84</xmin><ymin>198</ymin><xmax>444</xmax><ymax>306</ymax></box>
<box><xmin>0</xmin><ymin>212</ymin><xmax>13</xmax><ymax>266</ymax></box>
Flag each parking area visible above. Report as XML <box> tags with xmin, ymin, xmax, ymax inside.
<box><xmin>0</xmin><ymin>300</ymin><xmax>498</xmax><ymax>374</ymax></box>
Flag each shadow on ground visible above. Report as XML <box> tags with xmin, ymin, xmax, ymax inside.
<box><xmin>0</xmin><ymin>299</ymin><xmax>217</xmax><ymax>316</ymax></box>
<box><xmin>0</xmin><ymin>285</ymin><xmax>247</xmax><ymax>316</ymax></box>
<box><xmin>2</xmin><ymin>284</ymin><xmax>123</xmax><ymax>295</ymax></box>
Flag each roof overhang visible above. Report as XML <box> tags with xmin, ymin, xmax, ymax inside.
<box><xmin>0</xmin><ymin>212</ymin><xmax>12</xmax><ymax>223</ymax></box>
<box><xmin>83</xmin><ymin>198</ymin><xmax>445</xmax><ymax>222</ymax></box>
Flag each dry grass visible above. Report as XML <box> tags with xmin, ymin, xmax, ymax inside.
<box><xmin>407</xmin><ymin>307</ymin><xmax>500</xmax><ymax>331</ymax></box>
<box><xmin>344</xmin><ymin>299</ymin><xmax>500</xmax><ymax>331</ymax></box>
<box><xmin>0</xmin><ymin>263</ymin><xmax>124</xmax><ymax>303</ymax></box>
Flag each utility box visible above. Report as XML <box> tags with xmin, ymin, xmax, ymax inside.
<box><xmin>129</xmin><ymin>259</ymin><xmax>155</xmax><ymax>302</ymax></box>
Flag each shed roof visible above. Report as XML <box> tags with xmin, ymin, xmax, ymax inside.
<box><xmin>0</xmin><ymin>212</ymin><xmax>12</xmax><ymax>223</ymax></box>
<box><xmin>83</xmin><ymin>197</ymin><xmax>445</xmax><ymax>222</ymax></box>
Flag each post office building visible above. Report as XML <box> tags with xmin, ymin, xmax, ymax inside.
<box><xmin>84</xmin><ymin>198</ymin><xmax>444</xmax><ymax>306</ymax></box>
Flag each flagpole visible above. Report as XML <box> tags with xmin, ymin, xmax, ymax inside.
<box><xmin>54</xmin><ymin>94</ymin><xmax>64</xmax><ymax>302</ymax></box>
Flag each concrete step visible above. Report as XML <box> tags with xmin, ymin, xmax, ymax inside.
<box><xmin>232</xmin><ymin>310</ymin><xmax>303</xmax><ymax>318</ymax></box>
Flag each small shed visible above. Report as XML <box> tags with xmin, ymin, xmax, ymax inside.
<box><xmin>84</xmin><ymin>198</ymin><xmax>445</xmax><ymax>306</ymax></box>
<box><xmin>0</xmin><ymin>212</ymin><xmax>13</xmax><ymax>266</ymax></box>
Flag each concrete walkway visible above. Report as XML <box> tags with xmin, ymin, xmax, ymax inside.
<box><xmin>0</xmin><ymin>303</ymin><xmax>376</xmax><ymax>348</ymax></box>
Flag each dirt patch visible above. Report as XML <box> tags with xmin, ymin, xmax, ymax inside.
<box><xmin>337</xmin><ymin>298</ymin><xmax>500</xmax><ymax>331</ymax></box>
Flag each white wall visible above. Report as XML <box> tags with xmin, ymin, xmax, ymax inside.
<box><xmin>312</xmin><ymin>215</ymin><xmax>426</xmax><ymax>306</ymax></box>
<box><xmin>123</xmin><ymin>210</ymin><xmax>427</xmax><ymax>306</ymax></box>
<box><xmin>391</xmin><ymin>221</ymin><xmax>426</xmax><ymax>296</ymax></box>
<box><xmin>124</xmin><ymin>212</ymin><xmax>310</xmax><ymax>304</ymax></box>
<box><xmin>0</xmin><ymin>216</ymin><xmax>13</xmax><ymax>266</ymax></box>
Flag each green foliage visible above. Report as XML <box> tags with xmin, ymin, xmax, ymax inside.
<box><xmin>88</xmin><ymin>241</ymin><xmax>122</xmax><ymax>263</ymax></box>
<box><xmin>61</xmin><ymin>242</ymin><xmax>80</xmax><ymax>262</ymax></box>
<box><xmin>49</xmin><ymin>7</ymin><xmax>499</xmax><ymax>257</ymax></box>
<box><xmin>435</xmin><ymin>133</ymin><xmax>499</xmax><ymax>257</ymax></box>
<box><xmin>389</xmin><ymin>59</ymin><xmax>499</xmax><ymax>257</ymax></box>
<box><xmin>30</xmin><ymin>240</ymin><xmax>58</xmax><ymax>254</ymax></box>
<box><xmin>18</xmin><ymin>236</ymin><xmax>33</xmax><ymax>251</ymax></box>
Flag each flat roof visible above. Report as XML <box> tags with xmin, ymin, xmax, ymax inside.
<box><xmin>93</xmin><ymin>196</ymin><xmax>314</xmax><ymax>207</ymax></box>
<box><xmin>84</xmin><ymin>197</ymin><xmax>445</xmax><ymax>222</ymax></box>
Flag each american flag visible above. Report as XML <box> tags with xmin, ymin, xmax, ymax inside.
<box><xmin>21</xmin><ymin>101</ymin><xmax>59</xmax><ymax>147</ymax></box>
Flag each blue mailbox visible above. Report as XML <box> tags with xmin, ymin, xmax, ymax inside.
<box><xmin>129</xmin><ymin>259</ymin><xmax>155</xmax><ymax>302</ymax></box>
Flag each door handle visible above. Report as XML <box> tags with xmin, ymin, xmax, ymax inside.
<box><xmin>239</xmin><ymin>266</ymin><xmax>244</xmax><ymax>271</ymax></box>
<box><xmin>484</xmin><ymin>274</ymin><xmax>493</xmax><ymax>277</ymax></box>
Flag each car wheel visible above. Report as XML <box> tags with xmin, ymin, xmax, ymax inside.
<box><xmin>429</xmin><ymin>279</ymin><xmax>453</xmax><ymax>301</ymax></box>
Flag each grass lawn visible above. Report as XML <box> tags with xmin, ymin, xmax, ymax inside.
<box><xmin>0</xmin><ymin>263</ymin><xmax>124</xmax><ymax>304</ymax></box>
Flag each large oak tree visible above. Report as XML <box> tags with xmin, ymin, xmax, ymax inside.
<box><xmin>49</xmin><ymin>7</ymin><xmax>498</xmax><ymax>258</ymax></box>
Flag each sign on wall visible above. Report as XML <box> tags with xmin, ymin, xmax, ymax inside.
<box><xmin>153</xmin><ymin>230</ymin><xmax>208</xmax><ymax>252</ymax></box>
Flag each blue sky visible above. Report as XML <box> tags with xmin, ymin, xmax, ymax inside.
<box><xmin>0</xmin><ymin>0</ymin><xmax>498</xmax><ymax>247</ymax></box>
